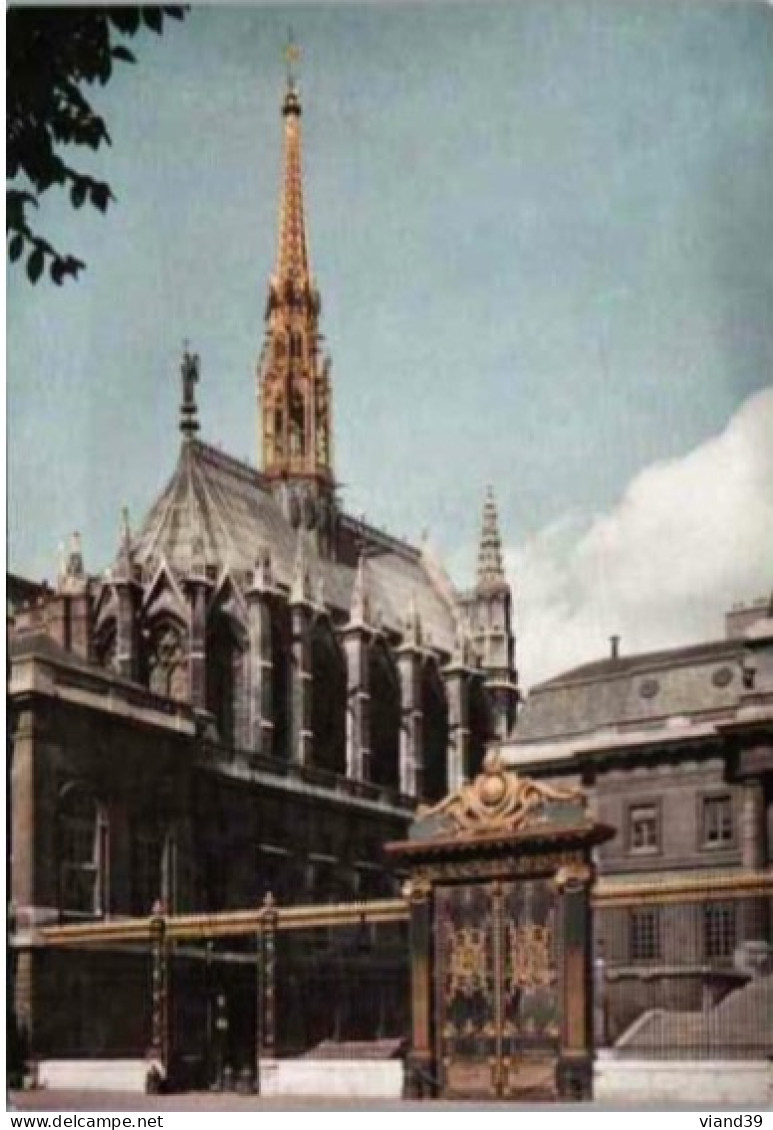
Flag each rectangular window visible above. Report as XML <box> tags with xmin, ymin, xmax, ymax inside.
<box><xmin>629</xmin><ymin>907</ymin><xmax>660</xmax><ymax>962</ymax></box>
<box><xmin>628</xmin><ymin>803</ymin><xmax>660</xmax><ymax>854</ymax></box>
<box><xmin>704</xmin><ymin>902</ymin><xmax>736</xmax><ymax>960</ymax></box>
<box><xmin>702</xmin><ymin>795</ymin><xmax>733</xmax><ymax>848</ymax></box>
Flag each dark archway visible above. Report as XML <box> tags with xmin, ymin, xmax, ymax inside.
<box><xmin>369</xmin><ymin>642</ymin><xmax>401</xmax><ymax>790</ymax></box>
<box><xmin>421</xmin><ymin>660</ymin><xmax>449</xmax><ymax>803</ymax></box>
<box><xmin>310</xmin><ymin>620</ymin><xmax>346</xmax><ymax>775</ymax></box>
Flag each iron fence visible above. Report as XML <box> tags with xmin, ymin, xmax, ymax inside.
<box><xmin>594</xmin><ymin>891</ymin><xmax>772</xmax><ymax>1059</ymax></box>
<box><xmin>13</xmin><ymin>882</ymin><xmax>773</xmax><ymax>1091</ymax></box>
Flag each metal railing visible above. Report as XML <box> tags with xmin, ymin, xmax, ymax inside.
<box><xmin>14</xmin><ymin>872</ymin><xmax>773</xmax><ymax>1086</ymax></box>
<box><xmin>594</xmin><ymin>884</ymin><xmax>772</xmax><ymax>1060</ymax></box>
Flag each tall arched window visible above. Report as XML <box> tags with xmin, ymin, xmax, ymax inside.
<box><xmin>369</xmin><ymin>643</ymin><xmax>401</xmax><ymax>790</ymax></box>
<box><xmin>270</xmin><ymin>602</ymin><xmax>290</xmax><ymax>759</ymax></box>
<box><xmin>421</xmin><ymin>660</ymin><xmax>449</xmax><ymax>803</ymax></box>
<box><xmin>310</xmin><ymin>622</ymin><xmax>346</xmax><ymax>774</ymax></box>
<box><xmin>207</xmin><ymin>613</ymin><xmax>247</xmax><ymax>750</ymax></box>
<box><xmin>145</xmin><ymin>619</ymin><xmax>188</xmax><ymax>701</ymax></box>
<box><xmin>58</xmin><ymin>785</ymin><xmax>107</xmax><ymax>918</ymax></box>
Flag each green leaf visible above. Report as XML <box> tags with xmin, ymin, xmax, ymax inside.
<box><xmin>71</xmin><ymin>182</ymin><xmax>87</xmax><ymax>208</ymax></box>
<box><xmin>90</xmin><ymin>183</ymin><xmax>111</xmax><ymax>213</ymax></box>
<box><xmin>111</xmin><ymin>45</ymin><xmax>136</xmax><ymax>64</ymax></box>
<box><xmin>144</xmin><ymin>8</ymin><xmax>163</xmax><ymax>33</ymax></box>
<box><xmin>27</xmin><ymin>246</ymin><xmax>45</xmax><ymax>284</ymax></box>
<box><xmin>107</xmin><ymin>9</ymin><xmax>141</xmax><ymax>34</ymax></box>
<box><xmin>9</xmin><ymin>233</ymin><xmax>24</xmax><ymax>261</ymax></box>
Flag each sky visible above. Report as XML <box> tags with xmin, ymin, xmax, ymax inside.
<box><xmin>7</xmin><ymin>0</ymin><xmax>773</xmax><ymax>687</ymax></box>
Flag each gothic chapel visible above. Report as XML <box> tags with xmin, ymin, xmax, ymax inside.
<box><xmin>9</xmin><ymin>69</ymin><xmax>519</xmax><ymax>956</ymax></box>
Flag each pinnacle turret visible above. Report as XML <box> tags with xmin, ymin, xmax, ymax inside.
<box><xmin>476</xmin><ymin>487</ymin><xmax>506</xmax><ymax>592</ymax></box>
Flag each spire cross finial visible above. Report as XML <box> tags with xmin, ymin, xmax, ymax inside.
<box><xmin>285</xmin><ymin>28</ymin><xmax>300</xmax><ymax>90</ymax></box>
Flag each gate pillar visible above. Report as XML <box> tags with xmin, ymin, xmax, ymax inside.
<box><xmin>387</xmin><ymin>753</ymin><xmax>613</xmax><ymax>1102</ymax></box>
<box><xmin>404</xmin><ymin>876</ymin><xmax>433</xmax><ymax>1098</ymax></box>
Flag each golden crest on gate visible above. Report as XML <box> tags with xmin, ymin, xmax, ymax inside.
<box><xmin>507</xmin><ymin>923</ymin><xmax>554</xmax><ymax>989</ymax></box>
<box><xmin>447</xmin><ymin>925</ymin><xmax>487</xmax><ymax>996</ymax></box>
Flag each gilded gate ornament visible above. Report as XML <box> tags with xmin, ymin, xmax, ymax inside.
<box><xmin>387</xmin><ymin>751</ymin><xmax>614</xmax><ymax>1102</ymax></box>
<box><xmin>447</xmin><ymin>926</ymin><xmax>487</xmax><ymax>997</ymax></box>
<box><xmin>416</xmin><ymin>752</ymin><xmax>585</xmax><ymax>838</ymax></box>
<box><xmin>507</xmin><ymin>924</ymin><xmax>554</xmax><ymax>990</ymax></box>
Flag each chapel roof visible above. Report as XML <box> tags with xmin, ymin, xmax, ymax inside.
<box><xmin>127</xmin><ymin>438</ymin><xmax>458</xmax><ymax>652</ymax></box>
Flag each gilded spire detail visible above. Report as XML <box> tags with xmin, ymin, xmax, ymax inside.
<box><xmin>276</xmin><ymin>49</ymin><xmax>311</xmax><ymax>288</ymax></box>
<box><xmin>258</xmin><ymin>46</ymin><xmax>334</xmax><ymax>491</ymax></box>
<box><xmin>476</xmin><ymin>487</ymin><xmax>506</xmax><ymax>591</ymax></box>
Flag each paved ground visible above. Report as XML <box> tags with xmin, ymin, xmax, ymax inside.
<box><xmin>9</xmin><ymin>1090</ymin><xmax>405</xmax><ymax>1111</ymax></box>
<box><xmin>7</xmin><ymin>1090</ymin><xmax>572</xmax><ymax>1112</ymax></box>
<box><xmin>7</xmin><ymin>1090</ymin><xmax>715</xmax><ymax>1112</ymax></box>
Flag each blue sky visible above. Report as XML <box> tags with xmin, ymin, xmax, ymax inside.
<box><xmin>7</xmin><ymin>0</ymin><xmax>773</xmax><ymax>683</ymax></box>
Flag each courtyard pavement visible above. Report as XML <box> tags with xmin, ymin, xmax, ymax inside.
<box><xmin>8</xmin><ymin>1090</ymin><xmax>719</xmax><ymax>1112</ymax></box>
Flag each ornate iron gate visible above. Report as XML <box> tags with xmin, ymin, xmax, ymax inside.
<box><xmin>387</xmin><ymin>752</ymin><xmax>615</xmax><ymax>1100</ymax></box>
<box><xmin>435</xmin><ymin>878</ymin><xmax>561</xmax><ymax>1099</ymax></box>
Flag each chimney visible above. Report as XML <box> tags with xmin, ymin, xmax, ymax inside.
<box><xmin>610</xmin><ymin>635</ymin><xmax>620</xmax><ymax>661</ymax></box>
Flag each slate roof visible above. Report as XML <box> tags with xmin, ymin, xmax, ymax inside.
<box><xmin>127</xmin><ymin>439</ymin><xmax>458</xmax><ymax>651</ymax></box>
<box><xmin>514</xmin><ymin>637</ymin><xmax>749</xmax><ymax>743</ymax></box>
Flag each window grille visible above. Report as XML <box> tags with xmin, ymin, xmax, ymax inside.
<box><xmin>703</xmin><ymin>901</ymin><xmax>736</xmax><ymax>960</ymax></box>
<box><xmin>629</xmin><ymin>907</ymin><xmax>660</xmax><ymax>962</ymax></box>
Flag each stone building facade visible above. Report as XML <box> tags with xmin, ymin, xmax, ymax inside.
<box><xmin>8</xmin><ymin>73</ymin><xmax>518</xmax><ymax>1063</ymax></box>
<box><xmin>497</xmin><ymin>598</ymin><xmax>773</xmax><ymax>1048</ymax></box>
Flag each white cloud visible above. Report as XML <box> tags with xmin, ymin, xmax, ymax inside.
<box><xmin>509</xmin><ymin>386</ymin><xmax>773</xmax><ymax>688</ymax></box>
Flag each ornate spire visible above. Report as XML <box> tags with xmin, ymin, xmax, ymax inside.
<box><xmin>58</xmin><ymin>531</ymin><xmax>87</xmax><ymax>594</ymax></box>
<box><xmin>476</xmin><ymin>487</ymin><xmax>506</xmax><ymax>592</ymax></box>
<box><xmin>119</xmin><ymin>506</ymin><xmax>132</xmax><ymax>553</ymax></box>
<box><xmin>276</xmin><ymin>35</ymin><xmax>310</xmax><ymax>287</ymax></box>
<box><xmin>258</xmin><ymin>47</ymin><xmax>334</xmax><ymax>493</ymax></box>
<box><xmin>114</xmin><ymin>507</ymin><xmax>135</xmax><ymax>580</ymax></box>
